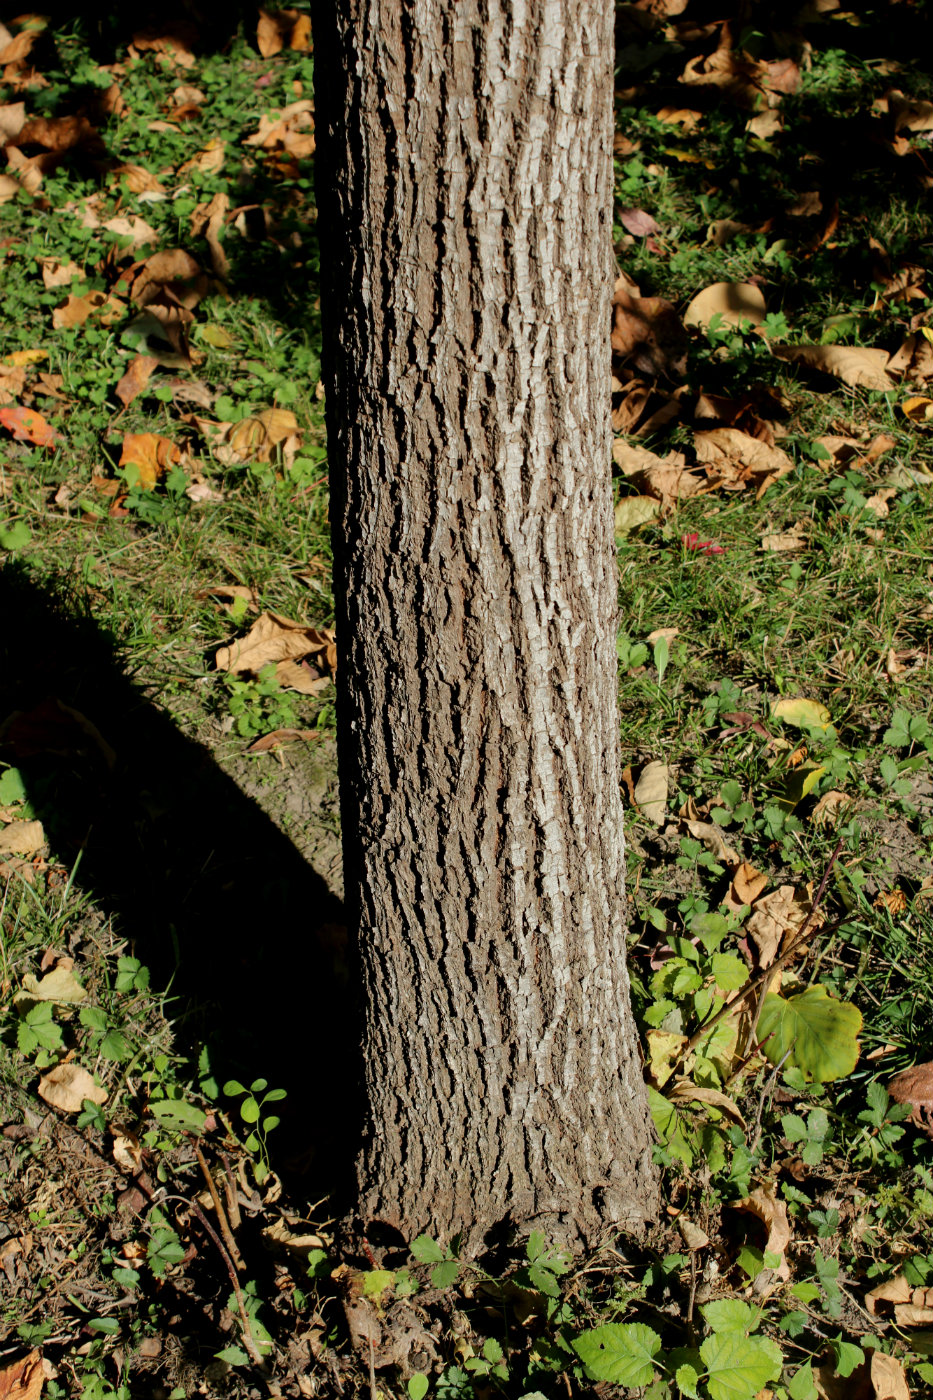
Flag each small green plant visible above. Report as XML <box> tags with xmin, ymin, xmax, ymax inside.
<box><xmin>222</xmin><ymin>664</ymin><xmax>303</xmax><ymax>738</ymax></box>
<box><xmin>223</xmin><ymin>1077</ymin><xmax>287</xmax><ymax>1184</ymax></box>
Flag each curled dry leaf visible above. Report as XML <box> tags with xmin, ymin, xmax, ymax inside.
<box><xmin>38</xmin><ymin>256</ymin><xmax>83</xmax><ymax>289</ymax></box>
<box><xmin>245</xmin><ymin>100</ymin><xmax>315</xmax><ymax>159</ymax></box>
<box><xmin>761</xmin><ymin>524</ymin><xmax>807</xmax><ymax>552</ymax></box>
<box><xmin>887</xmin><ymin>333</ymin><xmax>933</xmax><ymax>384</ymax></box>
<box><xmin>0</xmin><ymin>406</ymin><xmax>61</xmax><ymax>447</ymax></box>
<box><xmin>870</xmin><ymin>1351</ymin><xmax>910</xmax><ymax>1400</ymax></box>
<box><xmin>866</xmin><ymin>1273</ymin><xmax>912</xmax><ymax>1314</ymax></box>
<box><xmin>668</xmin><ymin>1080</ymin><xmax>747</xmax><ymax>1128</ymax></box>
<box><xmin>112</xmin><ymin>1130</ymin><xmax>143</xmax><ymax>1173</ymax></box>
<box><xmin>684</xmin><ymin>280</ymin><xmax>767</xmax><ymax>330</ymax></box>
<box><xmin>811</xmin><ymin>789</ymin><xmax>857</xmax><ymax>828</ymax></box>
<box><xmin>746</xmin><ymin>884</ymin><xmax>821</xmax><ymax>969</ymax></box>
<box><xmin>694</xmin><ymin>428</ymin><xmax>793</xmax><ymax>493</ymax></box>
<box><xmin>115</xmin><ymin>354</ymin><xmax>159</xmax><ymax>407</ymax></box>
<box><xmin>257</xmin><ymin>7</ymin><xmax>311</xmax><ymax>58</ymax></box>
<box><xmin>633</xmin><ymin>760</ymin><xmax>669</xmax><ymax>826</ymax></box>
<box><xmin>888</xmin><ymin>1061</ymin><xmax>933</xmax><ymax>1138</ymax></box>
<box><xmin>684</xmin><ymin>818</ymin><xmax>738</xmax><ymax>867</ymax></box>
<box><xmin>730</xmin><ymin>861</ymin><xmax>768</xmax><ymax>906</ymax></box>
<box><xmin>38</xmin><ymin>1063</ymin><xmax>108</xmax><ymax>1114</ymax></box>
<box><xmin>0</xmin><ymin>819</ymin><xmax>46</xmax><ymax>855</ymax></box>
<box><xmin>247</xmin><ymin>728</ymin><xmax>321</xmax><ymax>754</ymax></box>
<box><xmin>0</xmin><ymin>1349</ymin><xmax>43</xmax><ymax>1400</ymax></box>
<box><xmin>52</xmin><ymin>290</ymin><xmax>125</xmax><ymax>330</ymax></box>
<box><xmin>773</xmin><ymin>343</ymin><xmax>896</xmax><ymax>392</ymax></box>
<box><xmin>209</xmin><ymin>408</ymin><xmax>301</xmax><ymax>465</ymax></box>
<box><xmin>611</xmin><ymin>286</ymin><xmax>688</xmax><ymax>379</ymax></box>
<box><xmin>19</xmin><ymin>965</ymin><xmax>86</xmax><ymax>1004</ymax></box>
<box><xmin>730</xmin><ymin>1183</ymin><xmax>791</xmax><ymax>1281</ymax></box>
<box><xmin>613</xmin><ymin>439</ymin><xmax>703</xmax><ymax>513</ymax></box>
<box><xmin>678</xmin><ymin>1219</ymin><xmax>709</xmax><ymax>1251</ymax></box>
<box><xmin>118</xmin><ymin>433</ymin><xmax>182</xmax><ymax>490</ymax></box>
<box><xmin>177</xmin><ymin>140</ymin><xmax>225</xmax><ymax>177</ymax></box>
<box><xmin>215</xmin><ymin>611</ymin><xmax>336</xmax><ymax>684</ymax></box>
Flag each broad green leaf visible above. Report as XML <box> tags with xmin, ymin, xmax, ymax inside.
<box><xmin>771</xmin><ymin>696</ymin><xmax>832</xmax><ymax>732</ymax></box>
<box><xmin>240</xmin><ymin>1097</ymin><xmax>261</xmax><ymax>1124</ymax></box>
<box><xmin>647</xmin><ymin>1087</ymin><xmax>695</xmax><ymax>1167</ymax></box>
<box><xmin>149</xmin><ymin>1098</ymin><xmax>207</xmax><ymax>1133</ymax></box>
<box><xmin>526</xmin><ymin>1229</ymin><xmax>545</xmax><ymax>1262</ymax></box>
<box><xmin>572</xmin><ymin>1322</ymin><xmax>662</xmax><ymax>1386</ymax></box>
<box><xmin>757</xmin><ymin>986</ymin><xmax>862</xmax><ymax>1082</ymax></box>
<box><xmin>215</xmin><ymin>1346</ymin><xmax>249</xmax><ymax>1366</ymax></box>
<box><xmin>431</xmin><ymin>1260</ymin><xmax>460</xmax><ymax>1288</ymax></box>
<box><xmin>676</xmin><ymin>1363</ymin><xmax>700</xmax><ymax>1398</ymax></box>
<box><xmin>700</xmin><ymin>1332</ymin><xmax>782</xmax><ymax>1400</ymax></box>
<box><xmin>410</xmin><ymin>1234</ymin><xmax>445</xmax><ymax>1264</ymax></box>
<box><xmin>701</xmin><ymin>1299</ymin><xmax>758</xmax><ymax>1334</ymax></box>
<box><xmin>832</xmin><ymin>1338</ymin><xmax>865</xmax><ymax>1378</ymax></box>
<box><xmin>0</xmin><ymin>767</ymin><xmax>26</xmax><ymax>804</ymax></box>
<box><xmin>711</xmin><ymin>953</ymin><xmax>749</xmax><ymax>991</ymax></box>
<box><xmin>408</xmin><ymin>1377</ymin><xmax>429</xmax><ymax>1400</ymax></box>
<box><xmin>788</xmin><ymin>1362</ymin><xmax>818</xmax><ymax>1400</ymax></box>
<box><xmin>362</xmin><ymin>1270</ymin><xmax>395</xmax><ymax>1300</ymax></box>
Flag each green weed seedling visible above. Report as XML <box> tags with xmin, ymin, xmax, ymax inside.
<box><xmin>223</xmin><ymin>1077</ymin><xmax>287</xmax><ymax>1184</ymax></box>
<box><xmin>222</xmin><ymin>664</ymin><xmax>303</xmax><ymax>739</ymax></box>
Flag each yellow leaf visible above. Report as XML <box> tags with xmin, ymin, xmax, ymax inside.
<box><xmin>902</xmin><ymin>395</ymin><xmax>933</xmax><ymax>422</ymax></box>
<box><xmin>614</xmin><ymin>495</ymin><xmax>660</xmax><ymax>536</ymax></box>
<box><xmin>771</xmin><ymin>696</ymin><xmax>832</xmax><ymax>731</ymax></box>
<box><xmin>3</xmin><ymin>348</ymin><xmax>48</xmax><ymax>367</ymax></box>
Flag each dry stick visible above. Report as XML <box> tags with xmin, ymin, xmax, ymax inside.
<box><xmin>667</xmin><ymin>837</ymin><xmax>847</xmax><ymax>1082</ymax></box>
<box><xmin>193</xmin><ymin>1139</ymin><xmax>245</xmax><ymax>1271</ymax></box>
<box><xmin>187</xmin><ymin>1197</ymin><xmax>276</xmax><ymax>1386</ymax></box>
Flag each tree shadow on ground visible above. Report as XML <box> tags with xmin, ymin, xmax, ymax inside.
<box><xmin>0</xmin><ymin>560</ymin><xmax>359</xmax><ymax>1197</ymax></box>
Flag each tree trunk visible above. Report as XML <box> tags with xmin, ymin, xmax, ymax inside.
<box><xmin>313</xmin><ymin>0</ymin><xmax>657</xmax><ymax>1254</ymax></box>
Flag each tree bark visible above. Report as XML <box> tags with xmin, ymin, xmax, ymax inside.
<box><xmin>313</xmin><ymin>0</ymin><xmax>657</xmax><ymax>1254</ymax></box>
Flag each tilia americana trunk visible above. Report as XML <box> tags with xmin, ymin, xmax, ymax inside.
<box><xmin>313</xmin><ymin>0</ymin><xmax>657</xmax><ymax>1253</ymax></box>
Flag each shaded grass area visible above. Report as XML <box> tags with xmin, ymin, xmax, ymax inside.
<box><xmin>0</xmin><ymin>3</ymin><xmax>932</xmax><ymax>1399</ymax></box>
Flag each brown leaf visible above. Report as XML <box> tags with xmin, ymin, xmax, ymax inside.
<box><xmin>887</xmin><ymin>89</ymin><xmax>933</xmax><ymax>134</ymax></box>
<box><xmin>746</xmin><ymin>110</ymin><xmax>783</xmax><ymax>139</ymax></box>
<box><xmin>38</xmin><ymin>1063</ymin><xmax>107</xmax><ymax>1114</ymax></box>
<box><xmin>613</xmin><ymin>440</ymin><xmax>702</xmax><ymax>513</ymax></box>
<box><xmin>15</xmin><ymin>114</ymin><xmax>102</xmax><ymax>155</ymax></box>
<box><xmin>894</xmin><ymin>1303</ymin><xmax>933</xmax><ymax>1326</ymax></box>
<box><xmin>761</xmin><ymin>524</ymin><xmax>807</xmax><ymax>552</ymax></box>
<box><xmin>680</xmin><ymin>47</ymin><xmax>766</xmax><ymax>109</ymax></box>
<box><xmin>247</xmin><ymin>728</ymin><xmax>321</xmax><ymax>754</ymax></box>
<box><xmin>18</xmin><ymin>965</ymin><xmax>85</xmax><ymax>1003</ymax></box>
<box><xmin>870</xmin><ymin>1351</ymin><xmax>910</xmax><ymax>1400</ymax></box>
<box><xmin>177</xmin><ymin>139</ymin><xmax>225</xmax><ymax>176</ymax></box>
<box><xmin>118</xmin><ymin>432</ymin><xmax>182</xmax><ymax>490</ymax></box>
<box><xmin>866</xmin><ymin>1273</ymin><xmax>913</xmax><ymax>1314</ymax></box>
<box><xmin>619</xmin><ymin>207</ymin><xmax>660</xmax><ymax>237</ymax></box>
<box><xmin>215</xmin><ymin>612</ymin><xmax>336</xmax><ymax>679</ymax></box>
<box><xmin>130</xmin><ymin>24</ymin><xmax>197</xmax><ymax>69</ymax></box>
<box><xmin>668</xmin><ymin>1080</ymin><xmax>747</xmax><ymax>1127</ymax></box>
<box><xmin>274</xmin><ymin>659</ymin><xmax>331</xmax><ymax>695</ymax></box>
<box><xmin>214</xmin><ymin>408</ymin><xmax>301</xmax><ymax>464</ymax></box>
<box><xmin>694</xmin><ymin>428</ymin><xmax>794</xmax><ymax>492</ymax></box>
<box><xmin>257</xmin><ymin>8</ymin><xmax>311</xmax><ymax>57</ymax></box>
<box><xmin>684</xmin><ymin>819</ymin><xmax>738</xmax><ymax>867</ymax></box>
<box><xmin>0</xmin><ymin>99</ymin><xmax>26</xmax><ymax>142</ymax></box>
<box><xmin>731</xmin><ymin>861</ymin><xmax>768</xmax><ymax>906</ymax></box>
<box><xmin>685</xmin><ymin>281</ymin><xmax>767</xmax><ymax>330</ymax></box>
<box><xmin>115</xmin><ymin>355</ymin><xmax>158</xmax><ymax>407</ymax></box>
<box><xmin>611</xmin><ymin>287</ymin><xmax>688</xmax><ymax>379</ymax></box>
<box><xmin>118</xmin><ymin>249</ymin><xmax>207</xmax><ymax>310</ymax></box>
<box><xmin>52</xmin><ymin>290</ymin><xmax>125</xmax><ymax>330</ymax></box>
<box><xmin>0</xmin><ymin>1348</ymin><xmax>43</xmax><ymax>1400</ymax></box>
<box><xmin>112</xmin><ymin>163</ymin><xmax>164</xmax><ymax>196</ymax></box>
<box><xmin>244</xmin><ymin>100</ymin><xmax>315</xmax><ymax>159</ymax></box>
<box><xmin>707</xmin><ymin>218</ymin><xmax>754</xmax><ymax>247</ymax></box>
<box><xmin>0</xmin><ymin>820</ymin><xmax>45</xmax><ymax>855</ymax></box>
<box><xmin>0</xmin><ymin>406</ymin><xmax>61</xmax><ymax>447</ymax></box>
<box><xmin>196</xmin><ymin>583</ymin><xmax>259</xmax><ymax>613</ymax></box>
<box><xmin>633</xmin><ymin>760</ymin><xmax>669</xmax><ymax>826</ymax></box>
<box><xmin>0</xmin><ymin>365</ymin><xmax>26</xmax><ymax>405</ymax></box>
<box><xmin>811</xmin><ymin>789</ymin><xmax>857</xmax><ymax>828</ymax></box>
<box><xmin>773</xmin><ymin>344</ymin><xmax>896</xmax><ymax>392</ymax></box>
<box><xmin>38</xmin><ymin>257</ymin><xmax>83</xmax><ymax>289</ymax></box>
<box><xmin>888</xmin><ymin>1062</ymin><xmax>933</xmax><ymax>1138</ymax></box>
<box><xmin>657</xmin><ymin>106</ymin><xmax>702</xmax><ymax>130</ymax></box>
<box><xmin>747</xmin><ymin>885</ymin><xmax>819</xmax><ymax>969</ymax></box>
<box><xmin>189</xmin><ymin>192</ymin><xmax>230</xmax><ymax>279</ymax></box>
<box><xmin>730</xmin><ymin>1183</ymin><xmax>791</xmax><ymax>1281</ymax></box>
<box><xmin>886</xmin><ymin>333</ymin><xmax>933</xmax><ymax>384</ymax></box>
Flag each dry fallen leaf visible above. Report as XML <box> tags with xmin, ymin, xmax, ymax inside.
<box><xmin>115</xmin><ymin>355</ymin><xmax>159</xmax><ymax>407</ymax></box>
<box><xmin>694</xmin><ymin>428</ymin><xmax>794</xmax><ymax>493</ymax></box>
<box><xmin>730</xmin><ymin>861</ymin><xmax>769</xmax><ymax>906</ymax></box>
<box><xmin>38</xmin><ymin>1063</ymin><xmax>107</xmax><ymax>1114</ymax></box>
<box><xmin>611</xmin><ymin>286</ymin><xmax>688</xmax><ymax>379</ymax></box>
<box><xmin>247</xmin><ymin>728</ymin><xmax>321</xmax><ymax>754</ymax></box>
<box><xmin>0</xmin><ymin>1348</ymin><xmax>44</xmax><ymax>1400</ymax></box>
<box><xmin>215</xmin><ymin>612</ymin><xmax>336</xmax><ymax>681</ymax></box>
<box><xmin>684</xmin><ymin>281</ymin><xmax>767</xmax><ymax>330</ymax></box>
<box><xmin>52</xmin><ymin>291</ymin><xmax>125</xmax><ymax>330</ymax></box>
<box><xmin>614</xmin><ymin>495</ymin><xmax>660</xmax><ymax>535</ymax></box>
<box><xmin>0</xmin><ymin>820</ymin><xmax>46</xmax><ymax>855</ymax></box>
<box><xmin>811</xmin><ymin>789</ymin><xmax>856</xmax><ymax>828</ymax></box>
<box><xmin>761</xmin><ymin>524</ymin><xmax>807</xmax><ymax>552</ymax></box>
<box><xmin>747</xmin><ymin>884</ymin><xmax>820</xmax><ymax>969</ymax></box>
<box><xmin>888</xmin><ymin>1061</ymin><xmax>933</xmax><ymax>1138</ymax></box>
<box><xmin>668</xmin><ymin>1080</ymin><xmax>747</xmax><ymax>1128</ymax></box>
<box><xmin>684</xmin><ymin>819</ymin><xmax>738</xmax><ymax>867</ymax></box>
<box><xmin>730</xmin><ymin>1182</ymin><xmax>791</xmax><ymax>1282</ymax></box>
<box><xmin>177</xmin><ymin>139</ymin><xmax>225</xmax><ymax>176</ymax></box>
<box><xmin>257</xmin><ymin>7</ymin><xmax>311</xmax><ymax>58</ymax></box>
<box><xmin>773</xmin><ymin>343</ymin><xmax>896</xmax><ymax>392</ymax></box>
<box><xmin>118</xmin><ymin>433</ymin><xmax>182</xmax><ymax>490</ymax></box>
<box><xmin>633</xmin><ymin>760</ymin><xmax>669</xmax><ymax>826</ymax></box>
<box><xmin>870</xmin><ymin>1351</ymin><xmax>910</xmax><ymax>1400</ymax></box>
<box><xmin>19</xmin><ymin>965</ymin><xmax>86</xmax><ymax>1003</ymax></box>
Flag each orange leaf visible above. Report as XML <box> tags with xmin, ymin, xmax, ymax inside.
<box><xmin>118</xmin><ymin>432</ymin><xmax>181</xmax><ymax>489</ymax></box>
<box><xmin>0</xmin><ymin>406</ymin><xmax>61</xmax><ymax>447</ymax></box>
<box><xmin>0</xmin><ymin>1348</ymin><xmax>44</xmax><ymax>1400</ymax></box>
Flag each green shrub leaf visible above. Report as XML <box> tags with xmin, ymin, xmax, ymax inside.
<box><xmin>572</xmin><ymin>1322</ymin><xmax>662</xmax><ymax>1386</ymax></box>
<box><xmin>757</xmin><ymin>986</ymin><xmax>861</xmax><ymax>1081</ymax></box>
<box><xmin>700</xmin><ymin>1332</ymin><xmax>782</xmax><ymax>1400</ymax></box>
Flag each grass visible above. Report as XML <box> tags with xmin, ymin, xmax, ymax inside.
<box><xmin>1</xmin><ymin>3</ymin><xmax>933</xmax><ymax>1399</ymax></box>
